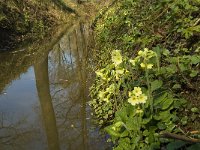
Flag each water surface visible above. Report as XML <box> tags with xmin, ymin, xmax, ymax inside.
<box><xmin>0</xmin><ymin>22</ymin><xmax>110</xmax><ymax>150</ymax></box>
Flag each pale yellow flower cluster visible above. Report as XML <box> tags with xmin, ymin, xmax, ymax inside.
<box><xmin>128</xmin><ymin>87</ymin><xmax>147</xmax><ymax>106</ymax></box>
<box><xmin>106</xmin><ymin>84</ymin><xmax>115</xmax><ymax>93</ymax></box>
<box><xmin>140</xmin><ymin>63</ymin><xmax>153</xmax><ymax>69</ymax></box>
<box><xmin>111</xmin><ymin>50</ymin><xmax>123</xmax><ymax>66</ymax></box>
<box><xmin>138</xmin><ymin>48</ymin><xmax>156</xmax><ymax>69</ymax></box>
<box><xmin>138</xmin><ymin>48</ymin><xmax>155</xmax><ymax>59</ymax></box>
<box><xmin>129</xmin><ymin>59</ymin><xmax>136</xmax><ymax>66</ymax></box>
<box><xmin>98</xmin><ymin>90</ymin><xmax>109</xmax><ymax>103</ymax></box>
<box><xmin>115</xmin><ymin>69</ymin><xmax>124</xmax><ymax>80</ymax></box>
<box><xmin>129</xmin><ymin>48</ymin><xmax>156</xmax><ymax>70</ymax></box>
<box><xmin>115</xmin><ymin>68</ymin><xmax>128</xmax><ymax>80</ymax></box>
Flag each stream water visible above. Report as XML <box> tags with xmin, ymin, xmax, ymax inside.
<box><xmin>0</xmin><ymin>22</ymin><xmax>110</xmax><ymax>150</ymax></box>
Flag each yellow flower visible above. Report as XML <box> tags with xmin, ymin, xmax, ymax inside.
<box><xmin>95</xmin><ymin>70</ymin><xmax>104</xmax><ymax>77</ymax></box>
<box><xmin>116</xmin><ymin>68</ymin><xmax>124</xmax><ymax>75</ymax></box>
<box><xmin>138</xmin><ymin>48</ymin><xmax>156</xmax><ymax>59</ymax></box>
<box><xmin>138</xmin><ymin>50</ymin><xmax>145</xmax><ymax>57</ymax></box>
<box><xmin>128</xmin><ymin>87</ymin><xmax>147</xmax><ymax>106</ymax></box>
<box><xmin>140</xmin><ymin>63</ymin><xmax>146</xmax><ymax>68</ymax></box>
<box><xmin>138</xmin><ymin>94</ymin><xmax>147</xmax><ymax>103</ymax></box>
<box><xmin>136</xmin><ymin>109</ymin><xmax>143</xmax><ymax>114</ymax></box>
<box><xmin>103</xmin><ymin>98</ymin><xmax>109</xmax><ymax>103</ymax></box>
<box><xmin>95</xmin><ymin>69</ymin><xmax>107</xmax><ymax>80</ymax></box>
<box><xmin>144</xmin><ymin>48</ymin><xmax>149</xmax><ymax>53</ymax></box>
<box><xmin>147</xmin><ymin>50</ymin><xmax>156</xmax><ymax>59</ymax></box>
<box><xmin>128</xmin><ymin>96</ymin><xmax>141</xmax><ymax>106</ymax></box>
<box><xmin>98</xmin><ymin>91</ymin><xmax>105</xmax><ymax>99</ymax></box>
<box><xmin>115</xmin><ymin>68</ymin><xmax>124</xmax><ymax>80</ymax></box>
<box><xmin>147</xmin><ymin>64</ymin><xmax>153</xmax><ymax>69</ymax></box>
<box><xmin>138</xmin><ymin>48</ymin><xmax>149</xmax><ymax>57</ymax></box>
<box><xmin>111</xmin><ymin>50</ymin><xmax>123</xmax><ymax>66</ymax></box>
<box><xmin>133</xmin><ymin>87</ymin><xmax>142</xmax><ymax>96</ymax></box>
<box><xmin>125</xmin><ymin>69</ymin><xmax>129</xmax><ymax>73</ymax></box>
<box><xmin>106</xmin><ymin>84</ymin><xmax>115</xmax><ymax>93</ymax></box>
<box><xmin>128</xmin><ymin>91</ymin><xmax>132</xmax><ymax>97</ymax></box>
<box><xmin>140</xmin><ymin>63</ymin><xmax>153</xmax><ymax>69</ymax></box>
<box><xmin>111</xmin><ymin>126</ymin><xmax>116</xmax><ymax>131</ymax></box>
<box><xmin>129</xmin><ymin>59</ymin><xmax>136</xmax><ymax>66</ymax></box>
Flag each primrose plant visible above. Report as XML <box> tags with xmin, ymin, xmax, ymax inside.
<box><xmin>90</xmin><ymin>48</ymin><xmax>185</xmax><ymax>149</ymax></box>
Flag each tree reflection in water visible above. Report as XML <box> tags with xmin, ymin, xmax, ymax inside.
<box><xmin>48</xmin><ymin>22</ymin><xmax>104</xmax><ymax>150</ymax></box>
<box><xmin>0</xmin><ymin>22</ymin><xmax>110</xmax><ymax>150</ymax></box>
<box><xmin>0</xmin><ymin>113</ymin><xmax>39</xmax><ymax>150</ymax></box>
<box><xmin>34</xmin><ymin>56</ymin><xmax>60</xmax><ymax>150</ymax></box>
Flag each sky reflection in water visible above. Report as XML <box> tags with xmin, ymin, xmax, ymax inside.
<box><xmin>0</xmin><ymin>22</ymin><xmax>110</xmax><ymax>150</ymax></box>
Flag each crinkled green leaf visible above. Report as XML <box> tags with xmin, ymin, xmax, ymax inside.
<box><xmin>187</xmin><ymin>143</ymin><xmax>200</xmax><ymax>150</ymax></box>
<box><xmin>190</xmin><ymin>70</ymin><xmax>198</xmax><ymax>77</ymax></box>
<box><xmin>162</xmin><ymin>98</ymin><xmax>174</xmax><ymax>110</ymax></box>
<box><xmin>166</xmin><ymin>141</ymin><xmax>187</xmax><ymax>150</ymax></box>
<box><xmin>190</xmin><ymin>56</ymin><xmax>200</xmax><ymax>64</ymax></box>
<box><xmin>151</xmin><ymin>80</ymin><xmax>163</xmax><ymax>92</ymax></box>
<box><xmin>105</xmin><ymin>126</ymin><xmax>121</xmax><ymax>137</ymax></box>
<box><xmin>154</xmin><ymin>93</ymin><xmax>168</xmax><ymax>106</ymax></box>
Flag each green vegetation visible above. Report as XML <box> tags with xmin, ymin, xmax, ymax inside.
<box><xmin>0</xmin><ymin>0</ymin><xmax>79</xmax><ymax>48</ymax></box>
<box><xmin>90</xmin><ymin>0</ymin><xmax>200</xmax><ymax>149</ymax></box>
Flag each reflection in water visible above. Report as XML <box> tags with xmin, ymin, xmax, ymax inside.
<box><xmin>34</xmin><ymin>57</ymin><xmax>60</xmax><ymax>150</ymax></box>
<box><xmin>0</xmin><ymin>22</ymin><xmax>110</xmax><ymax>150</ymax></box>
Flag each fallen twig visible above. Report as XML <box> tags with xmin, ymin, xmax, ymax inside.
<box><xmin>161</xmin><ymin>132</ymin><xmax>200</xmax><ymax>143</ymax></box>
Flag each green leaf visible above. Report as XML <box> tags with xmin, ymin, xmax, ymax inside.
<box><xmin>191</xmin><ymin>107</ymin><xmax>199</xmax><ymax>113</ymax></box>
<box><xmin>166</xmin><ymin>141</ymin><xmax>187</xmax><ymax>150</ymax></box>
<box><xmin>181</xmin><ymin>116</ymin><xmax>188</xmax><ymax>125</ymax></box>
<box><xmin>190</xmin><ymin>70</ymin><xmax>198</xmax><ymax>77</ymax></box>
<box><xmin>154</xmin><ymin>93</ymin><xmax>174</xmax><ymax>110</ymax></box>
<box><xmin>150</xmin><ymin>142</ymin><xmax>160</xmax><ymax>150</ymax></box>
<box><xmin>118</xmin><ymin>138</ymin><xmax>131</xmax><ymax>150</ymax></box>
<box><xmin>157</xmin><ymin>122</ymin><xmax>166</xmax><ymax>130</ymax></box>
<box><xmin>163</xmin><ymin>49</ymin><xmax>170</xmax><ymax>56</ymax></box>
<box><xmin>143</xmin><ymin>130</ymin><xmax>149</xmax><ymax>136</ymax></box>
<box><xmin>173</xmin><ymin>99</ymin><xmax>187</xmax><ymax>108</ymax></box>
<box><xmin>105</xmin><ymin>126</ymin><xmax>121</xmax><ymax>137</ymax></box>
<box><xmin>187</xmin><ymin>143</ymin><xmax>200</xmax><ymax>150</ymax></box>
<box><xmin>116</xmin><ymin>106</ymin><xmax>128</xmax><ymax>122</ymax></box>
<box><xmin>131</xmin><ymin>136</ymin><xmax>140</xmax><ymax>144</ymax></box>
<box><xmin>115</xmin><ymin>121</ymin><xmax>124</xmax><ymax>127</ymax></box>
<box><xmin>159</xmin><ymin>110</ymin><xmax>172</xmax><ymax>122</ymax></box>
<box><xmin>172</xmin><ymin>84</ymin><xmax>181</xmax><ymax>89</ymax></box>
<box><xmin>179</xmin><ymin>64</ymin><xmax>187</xmax><ymax>72</ymax></box>
<box><xmin>143</xmin><ymin>116</ymin><xmax>152</xmax><ymax>124</ymax></box>
<box><xmin>188</xmin><ymin>25</ymin><xmax>200</xmax><ymax>32</ymax></box>
<box><xmin>148</xmin><ymin>132</ymin><xmax>155</xmax><ymax>143</ymax></box>
<box><xmin>190</xmin><ymin>56</ymin><xmax>200</xmax><ymax>64</ymax></box>
<box><xmin>114</xmin><ymin>145</ymin><xmax>123</xmax><ymax>150</ymax></box>
<box><xmin>120</xmin><ymin>130</ymin><xmax>129</xmax><ymax>137</ymax></box>
<box><xmin>126</xmin><ymin>117</ymin><xmax>139</xmax><ymax>131</ymax></box>
<box><xmin>172</xmin><ymin>115</ymin><xmax>179</xmax><ymax>122</ymax></box>
<box><xmin>162</xmin><ymin>98</ymin><xmax>174</xmax><ymax>110</ymax></box>
<box><xmin>154</xmin><ymin>93</ymin><xmax>168</xmax><ymax>106</ymax></box>
<box><xmin>191</xmin><ymin>114</ymin><xmax>197</xmax><ymax>121</ymax></box>
<box><xmin>151</xmin><ymin>80</ymin><xmax>163</xmax><ymax>92</ymax></box>
<box><xmin>126</xmin><ymin>104</ymin><xmax>135</xmax><ymax>117</ymax></box>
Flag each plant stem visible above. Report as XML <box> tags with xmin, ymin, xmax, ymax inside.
<box><xmin>156</xmin><ymin>54</ymin><xmax>160</xmax><ymax>73</ymax></box>
<box><xmin>145</xmin><ymin>60</ymin><xmax>153</xmax><ymax>113</ymax></box>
